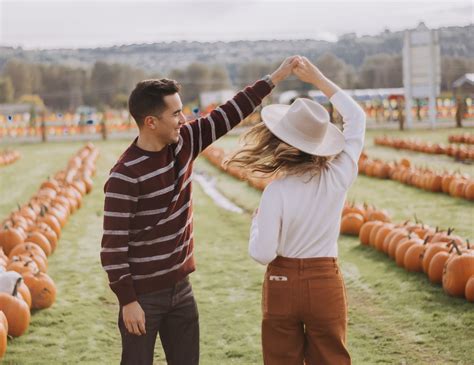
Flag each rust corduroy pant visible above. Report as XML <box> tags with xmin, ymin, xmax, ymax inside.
<box><xmin>261</xmin><ymin>256</ymin><xmax>351</xmax><ymax>365</ymax></box>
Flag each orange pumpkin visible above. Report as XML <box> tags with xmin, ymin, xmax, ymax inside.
<box><xmin>23</xmin><ymin>271</ymin><xmax>57</xmax><ymax>309</ymax></box>
<box><xmin>0</xmin><ymin>310</ymin><xmax>7</xmax><ymax>358</ymax></box>
<box><xmin>442</xmin><ymin>244</ymin><xmax>474</xmax><ymax>297</ymax></box>
<box><xmin>465</xmin><ymin>276</ymin><xmax>474</xmax><ymax>302</ymax></box>
<box><xmin>0</xmin><ymin>277</ymin><xmax>30</xmax><ymax>336</ymax></box>
<box><xmin>428</xmin><ymin>251</ymin><xmax>451</xmax><ymax>284</ymax></box>
<box><xmin>359</xmin><ymin>221</ymin><xmax>382</xmax><ymax>246</ymax></box>
<box><xmin>0</xmin><ymin>226</ymin><xmax>24</xmax><ymax>255</ymax></box>
<box><xmin>340</xmin><ymin>213</ymin><xmax>365</xmax><ymax>236</ymax></box>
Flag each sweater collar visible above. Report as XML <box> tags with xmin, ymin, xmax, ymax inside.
<box><xmin>130</xmin><ymin>136</ymin><xmax>169</xmax><ymax>157</ymax></box>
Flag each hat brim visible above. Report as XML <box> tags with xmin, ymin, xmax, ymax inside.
<box><xmin>261</xmin><ymin>104</ymin><xmax>345</xmax><ymax>156</ymax></box>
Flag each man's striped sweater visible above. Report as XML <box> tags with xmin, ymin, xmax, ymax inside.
<box><xmin>100</xmin><ymin>78</ymin><xmax>273</xmax><ymax>306</ymax></box>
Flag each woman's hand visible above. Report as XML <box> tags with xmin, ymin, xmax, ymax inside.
<box><xmin>292</xmin><ymin>56</ymin><xmax>324</xmax><ymax>85</ymax></box>
<box><xmin>270</xmin><ymin>55</ymin><xmax>302</xmax><ymax>85</ymax></box>
<box><xmin>293</xmin><ymin>56</ymin><xmax>340</xmax><ymax>98</ymax></box>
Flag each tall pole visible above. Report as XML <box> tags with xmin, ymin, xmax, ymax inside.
<box><xmin>428</xmin><ymin>30</ymin><xmax>437</xmax><ymax>129</ymax></box>
<box><xmin>403</xmin><ymin>31</ymin><xmax>413</xmax><ymax>128</ymax></box>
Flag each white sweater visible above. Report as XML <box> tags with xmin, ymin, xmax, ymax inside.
<box><xmin>249</xmin><ymin>90</ymin><xmax>366</xmax><ymax>265</ymax></box>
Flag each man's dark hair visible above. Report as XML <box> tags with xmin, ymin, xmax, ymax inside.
<box><xmin>128</xmin><ymin>79</ymin><xmax>181</xmax><ymax>127</ymax></box>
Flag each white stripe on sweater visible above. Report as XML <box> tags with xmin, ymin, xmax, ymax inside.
<box><xmin>101</xmin><ymin>247</ymin><xmax>129</xmax><ymax>253</ymax></box>
<box><xmin>124</xmin><ymin>155</ymin><xmax>149</xmax><ymax>167</ymax></box>
<box><xmin>104</xmin><ymin>211</ymin><xmax>134</xmax><ymax>218</ymax></box>
<box><xmin>208</xmin><ymin>114</ymin><xmax>217</xmax><ymax>142</ymax></box>
<box><xmin>130</xmin><ymin>215</ymin><xmax>193</xmax><ymax>246</ymax></box>
<box><xmin>103</xmin><ymin>230</ymin><xmax>129</xmax><ymax>236</ymax></box>
<box><xmin>104</xmin><ymin>263</ymin><xmax>130</xmax><ymax>271</ymax></box>
<box><xmin>105</xmin><ymin>192</ymin><xmax>138</xmax><ymax>202</ymax></box>
<box><xmin>229</xmin><ymin>99</ymin><xmax>244</xmax><ymax>121</ymax></box>
<box><xmin>137</xmin><ymin>161</ymin><xmax>174</xmax><ymax>182</ymax></box>
<box><xmin>243</xmin><ymin>90</ymin><xmax>256</xmax><ymax>110</ymax></box>
<box><xmin>132</xmin><ymin>250</ymin><xmax>193</xmax><ymax>280</ymax></box>
<box><xmin>129</xmin><ymin>235</ymin><xmax>193</xmax><ymax>263</ymax></box>
<box><xmin>216</xmin><ymin>107</ymin><xmax>231</xmax><ymax>131</ymax></box>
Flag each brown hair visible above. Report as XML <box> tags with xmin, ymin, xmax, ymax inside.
<box><xmin>224</xmin><ymin>122</ymin><xmax>333</xmax><ymax>180</ymax></box>
<box><xmin>128</xmin><ymin>78</ymin><xmax>181</xmax><ymax>127</ymax></box>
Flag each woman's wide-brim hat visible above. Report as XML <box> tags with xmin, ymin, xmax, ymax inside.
<box><xmin>261</xmin><ymin>98</ymin><xmax>345</xmax><ymax>156</ymax></box>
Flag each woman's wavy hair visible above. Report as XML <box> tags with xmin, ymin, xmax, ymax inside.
<box><xmin>223</xmin><ymin>122</ymin><xmax>334</xmax><ymax>180</ymax></box>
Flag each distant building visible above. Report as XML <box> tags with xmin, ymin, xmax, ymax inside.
<box><xmin>452</xmin><ymin>73</ymin><xmax>474</xmax><ymax>96</ymax></box>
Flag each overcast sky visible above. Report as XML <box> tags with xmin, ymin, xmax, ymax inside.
<box><xmin>0</xmin><ymin>0</ymin><xmax>472</xmax><ymax>49</ymax></box>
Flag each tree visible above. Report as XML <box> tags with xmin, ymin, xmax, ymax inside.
<box><xmin>357</xmin><ymin>54</ymin><xmax>402</xmax><ymax>89</ymax></box>
<box><xmin>0</xmin><ymin>77</ymin><xmax>14</xmax><ymax>103</ymax></box>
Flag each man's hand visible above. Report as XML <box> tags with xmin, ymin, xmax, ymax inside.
<box><xmin>270</xmin><ymin>55</ymin><xmax>302</xmax><ymax>85</ymax></box>
<box><xmin>292</xmin><ymin>56</ymin><xmax>324</xmax><ymax>85</ymax></box>
<box><xmin>122</xmin><ymin>301</ymin><xmax>146</xmax><ymax>336</ymax></box>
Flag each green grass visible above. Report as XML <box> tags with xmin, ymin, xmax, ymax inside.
<box><xmin>0</xmin><ymin>127</ymin><xmax>473</xmax><ymax>364</ymax></box>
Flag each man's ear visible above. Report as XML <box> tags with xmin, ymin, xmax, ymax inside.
<box><xmin>143</xmin><ymin>116</ymin><xmax>157</xmax><ymax>130</ymax></box>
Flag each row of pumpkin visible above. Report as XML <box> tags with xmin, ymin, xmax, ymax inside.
<box><xmin>448</xmin><ymin>133</ymin><xmax>473</xmax><ymax>145</ymax></box>
<box><xmin>0</xmin><ymin>150</ymin><xmax>20</xmax><ymax>167</ymax></box>
<box><xmin>0</xmin><ymin>143</ymin><xmax>98</xmax><ymax>359</ymax></box>
<box><xmin>340</xmin><ymin>203</ymin><xmax>473</xmax><ymax>302</ymax></box>
<box><xmin>201</xmin><ymin>145</ymin><xmax>474</xmax><ymax>302</ymax></box>
<box><xmin>358</xmin><ymin>153</ymin><xmax>474</xmax><ymax>201</ymax></box>
<box><xmin>374</xmin><ymin>135</ymin><xmax>474</xmax><ymax>161</ymax></box>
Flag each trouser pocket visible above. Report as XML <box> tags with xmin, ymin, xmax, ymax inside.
<box><xmin>262</xmin><ymin>270</ymin><xmax>292</xmax><ymax>316</ymax></box>
<box><xmin>308</xmin><ymin>273</ymin><xmax>346</xmax><ymax>322</ymax></box>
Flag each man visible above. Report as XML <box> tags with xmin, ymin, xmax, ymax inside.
<box><xmin>100</xmin><ymin>56</ymin><xmax>300</xmax><ymax>365</ymax></box>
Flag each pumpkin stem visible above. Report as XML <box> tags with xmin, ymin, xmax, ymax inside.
<box><xmin>467</xmin><ymin>239</ymin><xmax>470</xmax><ymax>250</ymax></box>
<box><xmin>414</xmin><ymin>214</ymin><xmax>419</xmax><ymax>224</ymax></box>
<box><xmin>12</xmin><ymin>277</ymin><xmax>22</xmax><ymax>297</ymax></box>
<box><xmin>452</xmin><ymin>241</ymin><xmax>462</xmax><ymax>255</ymax></box>
<box><xmin>423</xmin><ymin>236</ymin><xmax>429</xmax><ymax>245</ymax></box>
<box><xmin>447</xmin><ymin>228</ymin><xmax>454</xmax><ymax>235</ymax></box>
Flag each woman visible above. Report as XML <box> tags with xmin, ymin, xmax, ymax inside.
<box><xmin>225</xmin><ymin>57</ymin><xmax>366</xmax><ymax>364</ymax></box>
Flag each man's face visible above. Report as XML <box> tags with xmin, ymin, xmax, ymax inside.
<box><xmin>150</xmin><ymin>93</ymin><xmax>186</xmax><ymax>145</ymax></box>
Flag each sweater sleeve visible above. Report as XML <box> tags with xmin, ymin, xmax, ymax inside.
<box><xmin>100</xmin><ymin>163</ymin><xmax>139</xmax><ymax>306</ymax></box>
<box><xmin>328</xmin><ymin>90</ymin><xmax>366</xmax><ymax>189</ymax></box>
<box><xmin>248</xmin><ymin>181</ymin><xmax>282</xmax><ymax>265</ymax></box>
<box><xmin>184</xmin><ymin>77</ymin><xmax>273</xmax><ymax>160</ymax></box>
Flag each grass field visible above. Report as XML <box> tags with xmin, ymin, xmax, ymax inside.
<box><xmin>0</xmin><ymin>127</ymin><xmax>473</xmax><ymax>364</ymax></box>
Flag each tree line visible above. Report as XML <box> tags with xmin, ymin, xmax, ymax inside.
<box><xmin>0</xmin><ymin>53</ymin><xmax>472</xmax><ymax>111</ymax></box>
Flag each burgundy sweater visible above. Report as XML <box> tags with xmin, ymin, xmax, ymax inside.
<box><xmin>101</xmin><ymin>78</ymin><xmax>273</xmax><ymax>306</ymax></box>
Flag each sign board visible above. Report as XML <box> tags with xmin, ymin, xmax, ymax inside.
<box><xmin>402</xmin><ymin>23</ymin><xmax>441</xmax><ymax>127</ymax></box>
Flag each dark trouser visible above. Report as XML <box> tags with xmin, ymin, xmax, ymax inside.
<box><xmin>261</xmin><ymin>256</ymin><xmax>350</xmax><ymax>365</ymax></box>
<box><xmin>118</xmin><ymin>276</ymin><xmax>199</xmax><ymax>365</ymax></box>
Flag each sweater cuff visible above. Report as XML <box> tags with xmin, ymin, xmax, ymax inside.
<box><xmin>110</xmin><ymin>274</ymin><xmax>137</xmax><ymax>306</ymax></box>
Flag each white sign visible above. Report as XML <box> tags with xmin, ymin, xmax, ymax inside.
<box><xmin>403</xmin><ymin>23</ymin><xmax>441</xmax><ymax>127</ymax></box>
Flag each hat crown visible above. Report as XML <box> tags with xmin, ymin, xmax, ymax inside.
<box><xmin>284</xmin><ymin>99</ymin><xmax>330</xmax><ymax>143</ymax></box>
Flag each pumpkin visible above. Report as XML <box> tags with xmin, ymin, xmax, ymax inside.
<box><xmin>340</xmin><ymin>213</ymin><xmax>365</xmax><ymax>235</ymax></box>
<box><xmin>367</xmin><ymin>210</ymin><xmax>391</xmax><ymax>223</ymax></box>
<box><xmin>395</xmin><ymin>237</ymin><xmax>422</xmax><ymax>267</ymax></box>
<box><xmin>6</xmin><ymin>256</ymin><xmax>39</xmax><ymax>275</ymax></box>
<box><xmin>428</xmin><ymin>251</ymin><xmax>451</xmax><ymax>284</ymax></box>
<box><xmin>0</xmin><ymin>226</ymin><xmax>24</xmax><ymax>255</ymax></box>
<box><xmin>369</xmin><ymin>223</ymin><xmax>385</xmax><ymax>247</ymax></box>
<box><xmin>464</xmin><ymin>181</ymin><xmax>474</xmax><ymax>201</ymax></box>
<box><xmin>442</xmin><ymin>243</ymin><xmax>474</xmax><ymax>297</ymax></box>
<box><xmin>403</xmin><ymin>238</ymin><xmax>428</xmax><ymax>272</ymax></box>
<box><xmin>465</xmin><ymin>276</ymin><xmax>474</xmax><ymax>302</ymax></box>
<box><xmin>8</xmin><ymin>242</ymin><xmax>47</xmax><ymax>261</ymax></box>
<box><xmin>421</xmin><ymin>242</ymin><xmax>451</xmax><ymax>273</ymax></box>
<box><xmin>23</xmin><ymin>271</ymin><xmax>57</xmax><ymax>309</ymax></box>
<box><xmin>359</xmin><ymin>221</ymin><xmax>381</xmax><ymax>245</ymax></box>
<box><xmin>25</xmin><ymin>231</ymin><xmax>52</xmax><ymax>256</ymax></box>
<box><xmin>0</xmin><ymin>310</ymin><xmax>7</xmax><ymax>358</ymax></box>
<box><xmin>374</xmin><ymin>224</ymin><xmax>395</xmax><ymax>252</ymax></box>
<box><xmin>0</xmin><ymin>277</ymin><xmax>30</xmax><ymax>336</ymax></box>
